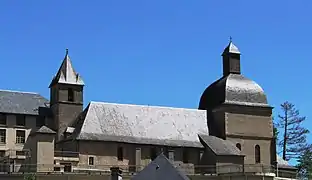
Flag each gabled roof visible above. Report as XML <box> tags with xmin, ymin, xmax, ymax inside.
<box><xmin>49</xmin><ymin>49</ymin><xmax>84</xmax><ymax>87</ymax></box>
<box><xmin>198</xmin><ymin>134</ymin><xmax>242</xmax><ymax>156</ymax></box>
<box><xmin>30</xmin><ymin>125</ymin><xmax>56</xmax><ymax>136</ymax></box>
<box><xmin>132</xmin><ymin>153</ymin><xmax>190</xmax><ymax>180</ymax></box>
<box><xmin>69</xmin><ymin>101</ymin><xmax>209</xmax><ymax>148</ymax></box>
<box><xmin>0</xmin><ymin>90</ymin><xmax>49</xmax><ymax>115</ymax></box>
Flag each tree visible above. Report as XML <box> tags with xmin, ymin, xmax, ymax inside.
<box><xmin>273</xmin><ymin>117</ymin><xmax>279</xmax><ymax>141</ymax></box>
<box><xmin>297</xmin><ymin>146</ymin><xmax>312</xmax><ymax>179</ymax></box>
<box><xmin>276</xmin><ymin>101</ymin><xmax>309</xmax><ymax>161</ymax></box>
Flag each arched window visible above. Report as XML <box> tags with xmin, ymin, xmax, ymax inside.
<box><xmin>236</xmin><ymin>143</ymin><xmax>241</xmax><ymax>150</ymax></box>
<box><xmin>255</xmin><ymin>145</ymin><xmax>261</xmax><ymax>163</ymax></box>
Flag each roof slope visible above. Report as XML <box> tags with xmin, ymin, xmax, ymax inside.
<box><xmin>198</xmin><ymin>134</ymin><xmax>242</xmax><ymax>156</ymax></box>
<box><xmin>132</xmin><ymin>153</ymin><xmax>190</xmax><ymax>180</ymax></box>
<box><xmin>0</xmin><ymin>90</ymin><xmax>49</xmax><ymax>115</ymax></box>
<box><xmin>72</xmin><ymin>102</ymin><xmax>209</xmax><ymax>147</ymax></box>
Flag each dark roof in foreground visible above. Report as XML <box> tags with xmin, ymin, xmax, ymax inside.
<box><xmin>198</xmin><ymin>134</ymin><xmax>242</xmax><ymax>156</ymax></box>
<box><xmin>0</xmin><ymin>90</ymin><xmax>49</xmax><ymax>115</ymax></box>
<box><xmin>69</xmin><ymin>101</ymin><xmax>209</xmax><ymax>148</ymax></box>
<box><xmin>132</xmin><ymin>153</ymin><xmax>190</xmax><ymax>180</ymax></box>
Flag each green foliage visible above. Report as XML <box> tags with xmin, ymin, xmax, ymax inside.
<box><xmin>24</xmin><ymin>173</ymin><xmax>36</xmax><ymax>180</ymax></box>
<box><xmin>297</xmin><ymin>146</ymin><xmax>312</xmax><ymax>179</ymax></box>
<box><xmin>276</xmin><ymin>101</ymin><xmax>310</xmax><ymax>161</ymax></box>
<box><xmin>273</xmin><ymin>125</ymin><xmax>279</xmax><ymax>139</ymax></box>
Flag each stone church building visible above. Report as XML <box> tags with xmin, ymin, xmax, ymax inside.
<box><xmin>0</xmin><ymin>41</ymin><xmax>294</xmax><ymax>175</ymax></box>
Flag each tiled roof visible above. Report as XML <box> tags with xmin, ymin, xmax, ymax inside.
<box><xmin>0</xmin><ymin>90</ymin><xmax>49</xmax><ymax>115</ymax></box>
<box><xmin>132</xmin><ymin>153</ymin><xmax>190</xmax><ymax>180</ymax></box>
<box><xmin>198</xmin><ymin>134</ymin><xmax>242</xmax><ymax>156</ymax></box>
<box><xmin>70</xmin><ymin>101</ymin><xmax>209</xmax><ymax>148</ymax></box>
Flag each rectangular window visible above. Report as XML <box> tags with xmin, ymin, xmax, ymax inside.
<box><xmin>0</xmin><ymin>129</ymin><xmax>6</xmax><ymax>144</ymax></box>
<box><xmin>0</xmin><ymin>113</ymin><xmax>6</xmax><ymax>125</ymax></box>
<box><xmin>88</xmin><ymin>157</ymin><xmax>94</xmax><ymax>165</ymax></box>
<box><xmin>16</xmin><ymin>115</ymin><xmax>26</xmax><ymax>126</ymax></box>
<box><xmin>68</xmin><ymin>88</ymin><xmax>74</xmax><ymax>102</ymax></box>
<box><xmin>16</xmin><ymin>130</ymin><xmax>25</xmax><ymax>144</ymax></box>
<box><xmin>36</xmin><ymin>116</ymin><xmax>45</xmax><ymax>127</ymax></box>
<box><xmin>182</xmin><ymin>149</ymin><xmax>189</xmax><ymax>163</ymax></box>
<box><xmin>0</xmin><ymin>150</ymin><xmax>5</xmax><ymax>157</ymax></box>
<box><xmin>16</xmin><ymin>151</ymin><xmax>25</xmax><ymax>156</ymax></box>
<box><xmin>168</xmin><ymin>150</ymin><xmax>174</xmax><ymax>161</ymax></box>
<box><xmin>117</xmin><ymin>147</ymin><xmax>123</xmax><ymax>161</ymax></box>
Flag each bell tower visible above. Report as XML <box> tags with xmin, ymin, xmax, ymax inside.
<box><xmin>222</xmin><ymin>38</ymin><xmax>241</xmax><ymax>76</ymax></box>
<box><xmin>49</xmin><ymin>49</ymin><xmax>84</xmax><ymax>140</ymax></box>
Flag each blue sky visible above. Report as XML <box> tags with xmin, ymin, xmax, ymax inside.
<box><xmin>0</xmin><ymin>1</ymin><xmax>311</xmax><ymax>161</ymax></box>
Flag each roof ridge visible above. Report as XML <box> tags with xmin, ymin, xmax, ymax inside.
<box><xmin>89</xmin><ymin>101</ymin><xmax>203</xmax><ymax>111</ymax></box>
<box><xmin>0</xmin><ymin>89</ymin><xmax>40</xmax><ymax>95</ymax></box>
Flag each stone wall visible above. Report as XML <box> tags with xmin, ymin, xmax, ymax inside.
<box><xmin>0</xmin><ymin>173</ymin><xmax>279</xmax><ymax>180</ymax></box>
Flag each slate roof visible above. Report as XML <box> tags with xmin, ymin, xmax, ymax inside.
<box><xmin>222</xmin><ymin>41</ymin><xmax>240</xmax><ymax>55</ymax></box>
<box><xmin>132</xmin><ymin>153</ymin><xmax>190</xmax><ymax>180</ymax></box>
<box><xmin>198</xmin><ymin>134</ymin><xmax>242</xmax><ymax>156</ymax></box>
<box><xmin>69</xmin><ymin>101</ymin><xmax>209</xmax><ymax>148</ymax></box>
<box><xmin>276</xmin><ymin>155</ymin><xmax>297</xmax><ymax>169</ymax></box>
<box><xmin>199</xmin><ymin>74</ymin><xmax>270</xmax><ymax>109</ymax></box>
<box><xmin>49</xmin><ymin>49</ymin><xmax>84</xmax><ymax>87</ymax></box>
<box><xmin>0</xmin><ymin>90</ymin><xmax>49</xmax><ymax>115</ymax></box>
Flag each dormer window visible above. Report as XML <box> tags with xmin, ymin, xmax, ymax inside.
<box><xmin>68</xmin><ymin>88</ymin><xmax>74</xmax><ymax>102</ymax></box>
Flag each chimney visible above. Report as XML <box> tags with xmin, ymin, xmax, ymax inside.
<box><xmin>111</xmin><ymin>167</ymin><xmax>122</xmax><ymax>180</ymax></box>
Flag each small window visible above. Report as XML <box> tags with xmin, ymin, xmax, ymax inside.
<box><xmin>0</xmin><ymin>129</ymin><xmax>6</xmax><ymax>143</ymax></box>
<box><xmin>0</xmin><ymin>113</ymin><xmax>6</xmax><ymax>125</ymax></box>
<box><xmin>16</xmin><ymin>115</ymin><xmax>26</xmax><ymax>126</ymax></box>
<box><xmin>88</xmin><ymin>157</ymin><xmax>94</xmax><ymax>165</ymax></box>
<box><xmin>117</xmin><ymin>147</ymin><xmax>123</xmax><ymax>161</ymax></box>
<box><xmin>54</xmin><ymin>167</ymin><xmax>61</xmax><ymax>171</ymax></box>
<box><xmin>255</xmin><ymin>145</ymin><xmax>261</xmax><ymax>163</ymax></box>
<box><xmin>0</xmin><ymin>150</ymin><xmax>5</xmax><ymax>157</ymax></box>
<box><xmin>150</xmin><ymin>147</ymin><xmax>157</xmax><ymax>160</ymax></box>
<box><xmin>199</xmin><ymin>150</ymin><xmax>204</xmax><ymax>162</ymax></box>
<box><xmin>236</xmin><ymin>143</ymin><xmax>241</xmax><ymax>150</ymax></box>
<box><xmin>16</xmin><ymin>151</ymin><xmax>25</xmax><ymax>156</ymax></box>
<box><xmin>168</xmin><ymin>150</ymin><xmax>174</xmax><ymax>161</ymax></box>
<box><xmin>36</xmin><ymin>116</ymin><xmax>45</xmax><ymax>127</ymax></box>
<box><xmin>68</xmin><ymin>88</ymin><xmax>74</xmax><ymax>102</ymax></box>
<box><xmin>182</xmin><ymin>149</ymin><xmax>189</xmax><ymax>163</ymax></box>
<box><xmin>16</xmin><ymin>130</ymin><xmax>25</xmax><ymax>144</ymax></box>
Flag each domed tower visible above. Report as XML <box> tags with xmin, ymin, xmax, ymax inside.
<box><xmin>199</xmin><ymin>40</ymin><xmax>276</xmax><ymax>166</ymax></box>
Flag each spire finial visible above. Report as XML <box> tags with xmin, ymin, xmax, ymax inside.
<box><xmin>229</xmin><ymin>36</ymin><xmax>232</xmax><ymax>43</ymax></box>
<box><xmin>65</xmin><ymin>48</ymin><xmax>69</xmax><ymax>56</ymax></box>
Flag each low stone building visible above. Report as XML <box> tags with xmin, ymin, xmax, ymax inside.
<box><xmin>0</xmin><ymin>40</ymin><xmax>297</xmax><ymax>178</ymax></box>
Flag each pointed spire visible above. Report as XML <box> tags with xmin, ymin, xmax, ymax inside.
<box><xmin>222</xmin><ymin>37</ymin><xmax>240</xmax><ymax>55</ymax></box>
<box><xmin>49</xmin><ymin>49</ymin><xmax>84</xmax><ymax>87</ymax></box>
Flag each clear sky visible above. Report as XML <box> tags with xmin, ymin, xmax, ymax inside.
<box><xmin>0</xmin><ymin>1</ymin><xmax>311</xmax><ymax>161</ymax></box>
